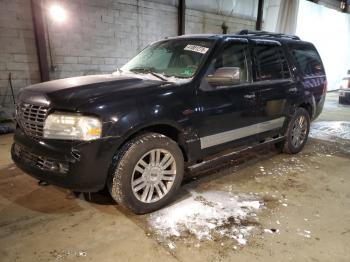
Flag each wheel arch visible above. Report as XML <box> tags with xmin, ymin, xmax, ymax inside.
<box><xmin>297</xmin><ymin>95</ymin><xmax>316</xmax><ymax>120</ymax></box>
<box><xmin>119</xmin><ymin>122</ymin><xmax>189</xmax><ymax>162</ymax></box>
<box><xmin>298</xmin><ymin>102</ymin><xmax>313</xmax><ymax>119</ymax></box>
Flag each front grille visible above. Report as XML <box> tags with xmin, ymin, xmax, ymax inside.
<box><xmin>16</xmin><ymin>103</ymin><xmax>49</xmax><ymax>138</ymax></box>
<box><xmin>13</xmin><ymin>144</ymin><xmax>69</xmax><ymax>173</ymax></box>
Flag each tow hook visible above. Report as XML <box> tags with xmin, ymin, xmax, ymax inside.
<box><xmin>38</xmin><ymin>180</ymin><xmax>49</xmax><ymax>186</ymax></box>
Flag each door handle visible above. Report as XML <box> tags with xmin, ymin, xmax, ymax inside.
<box><xmin>244</xmin><ymin>94</ymin><xmax>256</xmax><ymax>99</ymax></box>
<box><xmin>288</xmin><ymin>87</ymin><xmax>298</xmax><ymax>93</ymax></box>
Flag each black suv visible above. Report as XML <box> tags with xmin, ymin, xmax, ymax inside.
<box><xmin>12</xmin><ymin>31</ymin><xmax>327</xmax><ymax>214</ymax></box>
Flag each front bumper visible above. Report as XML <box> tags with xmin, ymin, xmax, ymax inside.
<box><xmin>11</xmin><ymin>128</ymin><xmax>122</xmax><ymax>192</ymax></box>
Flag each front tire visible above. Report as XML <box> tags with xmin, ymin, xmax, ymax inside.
<box><xmin>108</xmin><ymin>133</ymin><xmax>184</xmax><ymax>214</ymax></box>
<box><xmin>278</xmin><ymin>108</ymin><xmax>310</xmax><ymax>154</ymax></box>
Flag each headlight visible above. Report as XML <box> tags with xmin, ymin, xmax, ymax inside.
<box><xmin>43</xmin><ymin>113</ymin><xmax>102</xmax><ymax>141</ymax></box>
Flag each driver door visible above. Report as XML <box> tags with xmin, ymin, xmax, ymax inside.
<box><xmin>196</xmin><ymin>40</ymin><xmax>261</xmax><ymax>154</ymax></box>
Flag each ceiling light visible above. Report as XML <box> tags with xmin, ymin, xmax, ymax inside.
<box><xmin>49</xmin><ymin>4</ymin><xmax>67</xmax><ymax>23</ymax></box>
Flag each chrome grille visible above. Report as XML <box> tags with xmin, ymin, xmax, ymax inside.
<box><xmin>16</xmin><ymin>103</ymin><xmax>48</xmax><ymax>138</ymax></box>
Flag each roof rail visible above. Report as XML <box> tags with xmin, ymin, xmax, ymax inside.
<box><xmin>237</xmin><ymin>29</ymin><xmax>300</xmax><ymax>40</ymax></box>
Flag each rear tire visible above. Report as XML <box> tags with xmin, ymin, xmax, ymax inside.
<box><xmin>108</xmin><ymin>133</ymin><xmax>184</xmax><ymax>214</ymax></box>
<box><xmin>277</xmin><ymin>108</ymin><xmax>310</xmax><ymax>154</ymax></box>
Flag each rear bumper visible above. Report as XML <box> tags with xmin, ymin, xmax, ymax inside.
<box><xmin>339</xmin><ymin>89</ymin><xmax>350</xmax><ymax>95</ymax></box>
<box><xmin>339</xmin><ymin>90</ymin><xmax>350</xmax><ymax>102</ymax></box>
<box><xmin>11</xmin><ymin>128</ymin><xmax>122</xmax><ymax>192</ymax></box>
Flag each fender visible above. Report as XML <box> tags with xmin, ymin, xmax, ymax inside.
<box><xmin>299</xmin><ymin>92</ymin><xmax>316</xmax><ymax>119</ymax></box>
<box><xmin>119</xmin><ymin>120</ymin><xmax>202</xmax><ymax>165</ymax></box>
<box><xmin>281</xmin><ymin>91</ymin><xmax>316</xmax><ymax>135</ymax></box>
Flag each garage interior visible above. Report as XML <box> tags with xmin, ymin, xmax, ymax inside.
<box><xmin>1</xmin><ymin>0</ymin><xmax>350</xmax><ymax>261</ymax></box>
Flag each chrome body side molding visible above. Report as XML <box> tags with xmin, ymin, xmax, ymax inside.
<box><xmin>200</xmin><ymin>117</ymin><xmax>285</xmax><ymax>149</ymax></box>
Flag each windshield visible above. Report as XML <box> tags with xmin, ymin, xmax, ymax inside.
<box><xmin>121</xmin><ymin>39</ymin><xmax>214</xmax><ymax>80</ymax></box>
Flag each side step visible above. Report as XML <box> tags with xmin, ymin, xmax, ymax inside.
<box><xmin>187</xmin><ymin>136</ymin><xmax>285</xmax><ymax>173</ymax></box>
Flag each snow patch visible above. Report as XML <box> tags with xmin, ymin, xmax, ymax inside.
<box><xmin>148</xmin><ymin>190</ymin><xmax>263</xmax><ymax>247</ymax></box>
<box><xmin>297</xmin><ymin>228</ymin><xmax>311</xmax><ymax>238</ymax></box>
<box><xmin>310</xmin><ymin>121</ymin><xmax>350</xmax><ymax>142</ymax></box>
<box><xmin>49</xmin><ymin>250</ymin><xmax>87</xmax><ymax>259</ymax></box>
<box><xmin>256</xmin><ymin>157</ymin><xmax>306</xmax><ymax>177</ymax></box>
<box><xmin>167</xmin><ymin>242</ymin><xmax>176</xmax><ymax>250</ymax></box>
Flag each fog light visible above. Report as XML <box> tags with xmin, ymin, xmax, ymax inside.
<box><xmin>49</xmin><ymin>162</ymin><xmax>60</xmax><ymax>171</ymax></box>
<box><xmin>58</xmin><ymin>163</ymin><xmax>69</xmax><ymax>173</ymax></box>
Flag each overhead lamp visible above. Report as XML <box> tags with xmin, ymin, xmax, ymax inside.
<box><xmin>49</xmin><ymin>4</ymin><xmax>67</xmax><ymax>23</ymax></box>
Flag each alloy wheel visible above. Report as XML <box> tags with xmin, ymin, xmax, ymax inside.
<box><xmin>291</xmin><ymin>115</ymin><xmax>308</xmax><ymax>148</ymax></box>
<box><xmin>131</xmin><ymin>149</ymin><xmax>177</xmax><ymax>203</ymax></box>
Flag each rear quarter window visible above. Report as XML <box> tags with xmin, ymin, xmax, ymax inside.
<box><xmin>289</xmin><ymin>44</ymin><xmax>325</xmax><ymax>77</ymax></box>
<box><xmin>253</xmin><ymin>45</ymin><xmax>291</xmax><ymax>81</ymax></box>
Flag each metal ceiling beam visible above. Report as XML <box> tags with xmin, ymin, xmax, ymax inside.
<box><xmin>31</xmin><ymin>0</ymin><xmax>50</xmax><ymax>82</ymax></box>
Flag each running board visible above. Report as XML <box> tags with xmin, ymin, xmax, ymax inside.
<box><xmin>187</xmin><ymin>136</ymin><xmax>285</xmax><ymax>173</ymax></box>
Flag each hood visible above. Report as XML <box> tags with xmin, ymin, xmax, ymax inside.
<box><xmin>18</xmin><ymin>74</ymin><xmax>164</xmax><ymax>110</ymax></box>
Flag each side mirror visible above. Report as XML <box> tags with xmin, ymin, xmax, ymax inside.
<box><xmin>206</xmin><ymin>67</ymin><xmax>241</xmax><ymax>86</ymax></box>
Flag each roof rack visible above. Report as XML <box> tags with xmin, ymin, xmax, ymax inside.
<box><xmin>237</xmin><ymin>30</ymin><xmax>300</xmax><ymax>40</ymax></box>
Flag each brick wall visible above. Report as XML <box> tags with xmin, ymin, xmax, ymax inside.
<box><xmin>0</xmin><ymin>0</ymin><xmax>40</xmax><ymax>115</ymax></box>
<box><xmin>0</xmin><ymin>0</ymin><xmax>256</xmax><ymax>117</ymax></box>
<box><xmin>48</xmin><ymin>1</ymin><xmax>255</xmax><ymax>80</ymax></box>
<box><xmin>47</xmin><ymin>0</ymin><xmax>178</xmax><ymax>79</ymax></box>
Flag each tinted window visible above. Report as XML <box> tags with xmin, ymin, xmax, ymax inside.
<box><xmin>279</xmin><ymin>49</ymin><xmax>291</xmax><ymax>79</ymax></box>
<box><xmin>254</xmin><ymin>45</ymin><xmax>291</xmax><ymax>81</ymax></box>
<box><xmin>289</xmin><ymin>44</ymin><xmax>325</xmax><ymax>76</ymax></box>
<box><xmin>210</xmin><ymin>44</ymin><xmax>249</xmax><ymax>82</ymax></box>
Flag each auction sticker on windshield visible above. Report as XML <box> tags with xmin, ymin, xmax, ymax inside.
<box><xmin>184</xmin><ymin>45</ymin><xmax>209</xmax><ymax>54</ymax></box>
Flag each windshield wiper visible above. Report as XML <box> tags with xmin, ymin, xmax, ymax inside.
<box><xmin>149</xmin><ymin>71</ymin><xmax>168</xmax><ymax>81</ymax></box>
<box><xmin>129</xmin><ymin>67</ymin><xmax>168</xmax><ymax>81</ymax></box>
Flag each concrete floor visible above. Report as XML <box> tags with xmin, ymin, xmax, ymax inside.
<box><xmin>1</xmin><ymin>92</ymin><xmax>350</xmax><ymax>262</ymax></box>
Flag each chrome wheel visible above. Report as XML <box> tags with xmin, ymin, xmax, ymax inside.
<box><xmin>131</xmin><ymin>149</ymin><xmax>177</xmax><ymax>203</ymax></box>
<box><xmin>291</xmin><ymin>115</ymin><xmax>308</xmax><ymax>147</ymax></box>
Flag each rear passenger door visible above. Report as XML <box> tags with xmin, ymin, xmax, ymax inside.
<box><xmin>250</xmin><ymin>40</ymin><xmax>299</xmax><ymax>139</ymax></box>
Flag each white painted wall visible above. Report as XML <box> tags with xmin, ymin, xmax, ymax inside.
<box><xmin>187</xmin><ymin>0</ymin><xmax>259</xmax><ymax>19</ymax></box>
<box><xmin>263</xmin><ymin>0</ymin><xmax>281</xmax><ymax>32</ymax></box>
<box><xmin>296</xmin><ymin>0</ymin><xmax>350</xmax><ymax>90</ymax></box>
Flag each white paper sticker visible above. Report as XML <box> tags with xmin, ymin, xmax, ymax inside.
<box><xmin>184</xmin><ymin>44</ymin><xmax>209</xmax><ymax>54</ymax></box>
